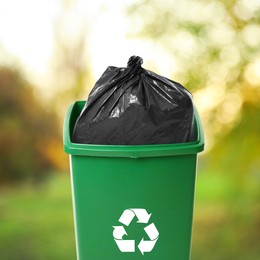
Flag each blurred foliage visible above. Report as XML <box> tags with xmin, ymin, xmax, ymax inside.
<box><xmin>0</xmin><ymin>67</ymin><xmax>66</xmax><ymax>185</ymax></box>
<box><xmin>128</xmin><ymin>0</ymin><xmax>260</xmax><ymax>89</ymax></box>
<box><xmin>49</xmin><ymin>0</ymin><xmax>92</xmax><ymax>113</ymax></box>
<box><xmin>209</xmin><ymin>101</ymin><xmax>260</xmax><ymax>177</ymax></box>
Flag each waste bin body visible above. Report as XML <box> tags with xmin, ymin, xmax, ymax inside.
<box><xmin>64</xmin><ymin>101</ymin><xmax>204</xmax><ymax>260</ymax></box>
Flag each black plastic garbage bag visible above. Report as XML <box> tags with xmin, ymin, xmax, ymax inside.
<box><xmin>72</xmin><ymin>56</ymin><xmax>194</xmax><ymax>145</ymax></box>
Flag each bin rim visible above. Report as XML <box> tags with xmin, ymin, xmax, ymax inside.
<box><xmin>63</xmin><ymin>101</ymin><xmax>204</xmax><ymax>158</ymax></box>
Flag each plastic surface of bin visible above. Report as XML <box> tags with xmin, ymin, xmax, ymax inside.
<box><xmin>64</xmin><ymin>101</ymin><xmax>204</xmax><ymax>260</ymax></box>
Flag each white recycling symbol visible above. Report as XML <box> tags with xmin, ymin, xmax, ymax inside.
<box><xmin>112</xmin><ymin>208</ymin><xmax>159</xmax><ymax>255</ymax></box>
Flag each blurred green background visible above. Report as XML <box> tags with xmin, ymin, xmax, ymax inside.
<box><xmin>0</xmin><ymin>0</ymin><xmax>260</xmax><ymax>259</ymax></box>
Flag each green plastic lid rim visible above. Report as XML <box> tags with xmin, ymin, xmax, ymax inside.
<box><xmin>63</xmin><ymin>101</ymin><xmax>205</xmax><ymax>158</ymax></box>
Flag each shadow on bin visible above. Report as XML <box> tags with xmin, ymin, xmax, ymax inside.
<box><xmin>63</xmin><ymin>100</ymin><xmax>204</xmax><ymax>260</ymax></box>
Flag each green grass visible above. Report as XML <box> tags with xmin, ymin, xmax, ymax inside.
<box><xmin>192</xmin><ymin>171</ymin><xmax>260</xmax><ymax>260</ymax></box>
<box><xmin>0</xmin><ymin>172</ymin><xmax>259</xmax><ymax>259</ymax></box>
<box><xmin>0</xmin><ymin>175</ymin><xmax>76</xmax><ymax>260</ymax></box>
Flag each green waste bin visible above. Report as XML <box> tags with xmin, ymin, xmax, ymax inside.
<box><xmin>63</xmin><ymin>101</ymin><xmax>204</xmax><ymax>260</ymax></box>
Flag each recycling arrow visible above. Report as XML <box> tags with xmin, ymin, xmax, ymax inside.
<box><xmin>138</xmin><ymin>237</ymin><xmax>158</xmax><ymax>255</ymax></box>
<box><xmin>114</xmin><ymin>240</ymin><xmax>135</xmax><ymax>252</ymax></box>
<box><xmin>131</xmin><ymin>208</ymin><xmax>152</xmax><ymax>223</ymax></box>
<box><xmin>113</xmin><ymin>226</ymin><xmax>135</xmax><ymax>252</ymax></box>
<box><xmin>118</xmin><ymin>209</ymin><xmax>135</xmax><ymax>226</ymax></box>
<box><xmin>119</xmin><ymin>208</ymin><xmax>152</xmax><ymax>226</ymax></box>
<box><xmin>138</xmin><ymin>223</ymin><xmax>159</xmax><ymax>255</ymax></box>
<box><xmin>113</xmin><ymin>208</ymin><xmax>159</xmax><ymax>254</ymax></box>
<box><xmin>144</xmin><ymin>223</ymin><xmax>159</xmax><ymax>240</ymax></box>
<box><xmin>113</xmin><ymin>226</ymin><xmax>127</xmax><ymax>239</ymax></box>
